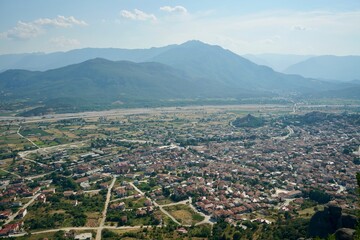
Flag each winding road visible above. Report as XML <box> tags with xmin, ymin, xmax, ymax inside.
<box><xmin>272</xmin><ymin>126</ymin><xmax>294</xmax><ymax>141</ymax></box>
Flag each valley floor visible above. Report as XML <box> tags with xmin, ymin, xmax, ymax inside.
<box><xmin>0</xmin><ymin>104</ymin><xmax>358</xmax><ymax>239</ymax></box>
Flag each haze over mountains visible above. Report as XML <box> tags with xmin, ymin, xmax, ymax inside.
<box><xmin>284</xmin><ymin>56</ymin><xmax>360</xmax><ymax>82</ymax></box>
<box><xmin>1</xmin><ymin>41</ymin><xmax>360</xmax><ymax>84</ymax></box>
<box><xmin>0</xmin><ymin>40</ymin><xmax>359</xmax><ymax>115</ymax></box>
<box><xmin>0</xmin><ymin>45</ymin><xmax>175</xmax><ymax>72</ymax></box>
<box><xmin>243</xmin><ymin>54</ymin><xmax>314</xmax><ymax>72</ymax></box>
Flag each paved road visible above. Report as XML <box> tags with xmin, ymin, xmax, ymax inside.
<box><xmin>95</xmin><ymin>176</ymin><xmax>116</xmax><ymax>240</ymax></box>
<box><xmin>25</xmin><ymin>172</ymin><xmax>54</xmax><ymax>181</ymax></box>
<box><xmin>110</xmin><ymin>195</ymin><xmax>135</xmax><ymax>203</ymax></box>
<box><xmin>153</xmin><ymin>200</ymin><xmax>182</xmax><ymax>226</ymax></box>
<box><xmin>17</xmin><ymin>126</ymin><xmax>40</xmax><ymax>149</ymax></box>
<box><xmin>84</xmin><ymin>189</ymin><xmax>101</xmax><ymax>194</ymax></box>
<box><xmin>272</xmin><ymin>126</ymin><xmax>294</xmax><ymax>141</ymax></box>
<box><xmin>18</xmin><ymin>154</ymin><xmax>47</xmax><ymax>167</ymax></box>
<box><xmin>155</xmin><ymin>197</ymin><xmax>213</xmax><ymax>226</ymax></box>
<box><xmin>4</xmin><ymin>193</ymin><xmax>41</xmax><ymax>225</ymax></box>
<box><xmin>13</xmin><ymin>182</ymin><xmax>212</xmax><ymax>238</ymax></box>
<box><xmin>17</xmin><ymin>140</ymin><xmax>87</xmax><ymax>168</ymax></box>
<box><xmin>130</xmin><ymin>182</ymin><xmax>212</xmax><ymax>227</ymax></box>
<box><xmin>130</xmin><ymin>182</ymin><xmax>182</xmax><ymax>226</ymax></box>
<box><xmin>158</xmin><ymin>199</ymin><xmax>188</xmax><ymax>207</ymax></box>
<box><xmin>0</xmin><ymin>168</ymin><xmax>21</xmax><ymax>178</ymax></box>
<box><xmin>187</xmin><ymin>197</ymin><xmax>214</xmax><ymax>226</ymax></box>
<box><xmin>129</xmin><ymin>182</ymin><xmax>145</xmax><ymax>196</ymax></box>
<box><xmin>30</xmin><ymin>225</ymin><xmax>155</xmax><ymax>235</ymax></box>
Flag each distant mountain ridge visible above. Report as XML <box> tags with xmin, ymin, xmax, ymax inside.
<box><xmin>1</xmin><ymin>43</ymin><xmax>359</xmax><ymax>85</ymax></box>
<box><xmin>243</xmin><ymin>54</ymin><xmax>313</xmax><ymax>72</ymax></box>
<box><xmin>0</xmin><ymin>45</ymin><xmax>175</xmax><ymax>72</ymax></box>
<box><xmin>284</xmin><ymin>55</ymin><xmax>360</xmax><ymax>82</ymax></box>
<box><xmin>0</xmin><ymin>40</ymin><xmax>358</xmax><ymax>115</ymax></box>
<box><xmin>0</xmin><ymin>58</ymin><xmax>196</xmax><ymax>101</ymax></box>
<box><xmin>149</xmin><ymin>41</ymin><xmax>334</xmax><ymax>94</ymax></box>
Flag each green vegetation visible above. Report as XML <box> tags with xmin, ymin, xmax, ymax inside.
<box><xmin>106</xmin><ymin>209</ymin><xmax>162</xmax><ymax>227</ymax></box>
<box><xmin>25</xmin><ymin>192</ymin><xmax>105</xmax><ymax>231</ymax></box>
<box><xmin>122</xmin><ymin>197</ymin><xmax>147</xmax><ymax>209</ymax></box>
<box><xmin>232</xmin><ymin>114</ymin><xmax>265</xmax><ymax>128</ymax></box>
<box><xmin>137</xmin><ymin>179</ymin><xmax>158</xmax><ymax>192</ymax></box>
<box><xmin>102</xmin><ymin>224</ymin><xmax>212</xmax><ymax>240</ymax></box>
<box><xmin>19</xmin><ymin>128</ymin><xmax>50</xmax><ymax>137</ymax></box>
<box><xmin>1</xmin><ymin>41</ymin><xmax>353</xmax><ymax>116</ymax></box>
<box><xmin>163</xmin><ymin>204</ymin><xmax>204</xmax><ymax>225</ymax></box>
<box><xmin>306</xmin><ymin>189</ymin><xmax>331</xmax><ymax>204</ymax></box>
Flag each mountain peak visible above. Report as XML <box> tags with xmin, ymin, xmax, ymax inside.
<box><xmin>180</xmin><ymin>40</ymin><xmax>209</xmax><ymax>47</ymax></box>
<box><xmin>84</xmin><ymin>57</ymin><xmax>111</xmax><ymax>64</ymax></box>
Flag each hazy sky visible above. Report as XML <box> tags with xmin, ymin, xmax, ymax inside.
<box><xmin>1</xmin><ymin>0</ymin><xmax>360</xmax><ymax>55</ymax></box>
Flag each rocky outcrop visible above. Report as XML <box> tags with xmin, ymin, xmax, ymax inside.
<box><xmin>335</xmin><ymin>228</ymin><xmax>355</xmax><ymax>240</ymax></box>
<box><xmin>308</xmin><ymin>202</ymin><xmax>358</xmax><ymax>239</ymax></box>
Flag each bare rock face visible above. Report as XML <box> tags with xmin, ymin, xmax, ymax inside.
<box><xmin>308</xmin><ymin>203</ymin><xmax>358</xmax><ymax>239</ymax></box>
<box><xmin>335</xmin><ymin>228</ymin><xmax>355</xmax><ymax>240</ymax></box>
<box><xmin>341</xmin><ymin>214</ymin><xmax>358</xmax><ymax>229</ymax></box>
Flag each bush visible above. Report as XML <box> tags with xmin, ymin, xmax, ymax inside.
<box><xmin>309</xmin><ymin>189</ymin><xmax>331</xmax><ymax>204</ymax></box>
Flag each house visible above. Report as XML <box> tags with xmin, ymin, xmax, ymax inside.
<box><xmin>74</xmin><ymin>232</ymin><xmax>92</xmax><ymax>240</ymax></box>
<box><xmin>136</xmin><ymin>209</ymin><xmax>147</xmax><ymax>216</ymax></box>
<box><xmin>64</xmin><ymin>191</ymin><xmax>76</xmax><ymax>197</ymax></box>
<box><xmin>144</xmin><ymin>199</ymin><xmax>152</xmax><ymax>206</ymax></box>
<box><xmin>177</xmin><ymin>227</ymin><xmax>188</xmax><ymax>234</ymax></box>
<box><xmin>75</xmin><ymin>177</ymin><xmax>89</xmax><ymax>184</ymax></box>
<box><xmin>42</xmin><ymin>188</ymin><xmax>56</xmax><ymax>195</ymax></box>
<box><xmin>109</xmin><ymin>202</ymin><xmax>125</xmax><ymax>210</ymax></box>
<box><xmin>0</xmin><ymin>221</ymin><xmax>23</xmax><ymax>236</ymax></box>
<box><xmin>286</xmin><ymin>190</ymin><xmax>302</xmax><ymax>198</ymax></box>
<box><xmin>134</xmin><ymin>194</ymin><xmax>142</xmax><ymax>199</ymax></box>
<box><xmin>37</xmin><ymin>194</ymin><xmax>46</xmax><ymax>203</ymax></box>
<box><xmin>100</xmin><ymin>182</ymin><xmax>109</xmax><ymax>189</ymax></box>
<box><xmin>0</xmin><ymin>210</ymin><xmax>12</xmax><ymax>219</ymax></box>
<box><xmin>16</xmin><ymin>209</ymin><xmax>27</xmax><ymax>219</ymax></box>
<box><xmin>80</xmin><ymin>181</ymin><xmax>91</xmax><ymax>190</ymax></box>
<box><xmin>115</xmin><ymin>188</ymin><xmax>126</xmax><ymax>197</ymax></box>
<box><xmin>12</xmin><ymin>201</ymin><xmax>22</xmax><ymax>207</ymax></box>
<box><xmin>120</xmin><ymin>216</ymin><xmax>128</xmax><ymax>224</ymax></box>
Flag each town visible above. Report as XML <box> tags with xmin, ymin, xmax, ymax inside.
<box><xmin>0</xmin><ymin>104</ymin><xmax>358</xmax><ymax>239</ymax></box>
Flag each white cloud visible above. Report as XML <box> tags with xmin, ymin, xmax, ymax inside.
<box><xmin>5</xmin><ymin>21</ymin><xmax>42</xmax><ymax>40</ymax></box>
<box><xmin>145</xmin><ymin>10</ymin><xmax>360</xmax><ymax>55</ymax></box>
<box><xmin>292</xmin><ymin>25</ymin><xmax>308</xmax><ymax>31</ymax></box>
<box><xmin>0</xmin><ymin>16</ymin><xmax>87</xmax><ymax>40</ymax></box>
<box><xmin>50</xmin><ymin>36</ymin><xmax>80</xmax><ymax>47</ymax></box>
<box><xmin>160</xmin><ymin>6</ymin><xmax>188</xmax><ymax>15</ymax></box>
<box><xmin>34</xmin><ymin>15</ymin><xmax>87</xmax><ymax>28</ymax></box>
<box><xmin>120</xmin><ymin>9</ymin><xmax>157</xmax><ymax>21</ymax></box>
<box><xmin>261</xmin><ymin>35</ymin><xmax>281</xmax><ymax>44</ymax></box>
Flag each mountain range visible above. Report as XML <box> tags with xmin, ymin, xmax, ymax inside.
<box><xmin>0</xmin><ymin>41</ymin><xmax>358</xmax><ymax>115</ymax></box>
<box><xmin>1</xmin><ymin>43</ymin><xmax>359</xmax><ymax>83</ymax></box>
<box><xmin>244</xmin><ymin>54</ymin><xmax>360</xmax><ymax>82</ymax></box>
<box><xmin>243</xmin><ymin>54</ymin><xmax>313</xmax><ymax>72</ymax></box>
<box><xmin>284</xmin><ymin>55</ymin><xmax>360</xmax><ymax>82</ymax></box>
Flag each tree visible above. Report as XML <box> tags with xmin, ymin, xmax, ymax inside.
<box><xmin>162</xmin><ymin>186</ymin><xmax>170</xmax><ymax>197</ymax></box>
<box><xmin>233</xmin><ymin>231</ymin><xmax>241</xmax><ymax>240</ymax></box>
<box><xmin>309</xmin><ymin>189</ymin><xmax>331</xmax><ymax>204</ymax></box>
<box><xmin>54</xmin><ymin>230</ymin><xmax>66</xmax><ymax>240</ymax></box>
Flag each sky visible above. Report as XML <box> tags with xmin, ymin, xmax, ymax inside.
<box><xmin>0</xmin><ymin>0</ymin><xmax>360</xmax><ymax>55</ymax></box>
